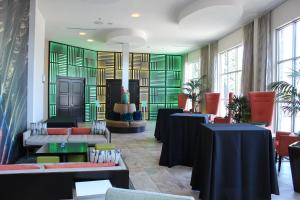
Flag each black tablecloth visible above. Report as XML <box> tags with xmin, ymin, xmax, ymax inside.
<box><xmin>154</xmin><ymin>108</ymin><xmax>183</xmax><ymax>142</ymax></box>
<box><xmin>190</xmin><ymin>124</ymin><xmax>279</xmax><ymax>200</ymax></box>
<box><xmin>159</xmin><ymin>113</ymin><xmax>209</xmax><ymax>167</ymax></box>
<box><xmin>46</xmin><ymin>117</ymin><xmax>77</xmax><ymax>128</ymax></box>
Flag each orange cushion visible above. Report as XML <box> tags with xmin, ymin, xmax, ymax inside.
<box><xmin>0</xmin><ymin>164</ymin><xmax>40</xmax><ymax>170</ymax></box>
<box><xmin>71</xmin><ymin>128</ymin><xmax>91</xmax><ymax>135</ymax></box>
<box><xmin>47</xmin><ymin>128</ymin><xmax>68</xmax><ymax>135</ymax></box>
<box><xmin>44</xmin><ymin>162</ymin><xmax>116</xmax><ymax>169</ymax></box>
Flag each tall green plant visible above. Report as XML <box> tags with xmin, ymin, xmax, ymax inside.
<box><xmin>270</xmin><ymin>70</ymin><xmax>300</xmax><ymax>116</ymax></box>
<box><xmin>227</xmin><ymin>95</ymin><xmax>251</xmax><ymax>123</ymax></box>
<box><xmin>183</xmin><ymin>75</ymin><xmax>208</xmax><ymax>110</ymax></box>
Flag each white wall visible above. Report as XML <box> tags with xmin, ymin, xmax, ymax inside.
<box><xmin>28</xmin><ymin>0</ymin><xmax>46</xmax><ymax>126</ymax></box>
<box><xmin>218</xmin><ymin>28</ymin><xmax>243</xmax><ymax>53</ymax></box>
<box><xmin>271</xmin><ymin>0</ymin><xmax>300</xmax><ymax>30</ymax></box>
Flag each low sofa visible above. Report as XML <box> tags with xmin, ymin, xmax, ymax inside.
<box><xmin>106</xmin><ymin>103</ymin><xmax>147</xmax><ymax>133</ymax></box>
<box><xmin>23</xmin><ymin>127</ymin><xmax>111</xmax><ymax>148</ymax></box>
<box><xmin>0</xmin><ymin>160</ymin><xmax>129</xmax><ymax>200</ymax></box>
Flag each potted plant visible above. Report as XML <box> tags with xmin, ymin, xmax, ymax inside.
<box><xmin>227</xmin><ymin>95</ymin><xmax>251</xmax><ymax>123</ymax></box>
<box><xmin>183</xmin><ymin>75</ymin><xmax>207</xmax><ymax>112</ymax></box>
<box><xmin>270</xmin><ymin>70</ymin><xmax>300</xmax><ymax>135</ymax></box>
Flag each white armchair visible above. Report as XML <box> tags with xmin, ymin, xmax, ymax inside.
<box><xmin>105</xmin><ymin>188</ymin><xmax>194</xmax><ymax>200</ymax></box>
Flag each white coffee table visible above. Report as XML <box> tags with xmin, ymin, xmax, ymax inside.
<box><xmin>74</xmin><ymin>180</ymin><xmax>112</xmax><ymax>200</ymax></box>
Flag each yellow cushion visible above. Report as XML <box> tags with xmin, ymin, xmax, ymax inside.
<box><xmin>95</xmin><ymin>143</ymin><xmax>116</xmax><ymax>150</ymax></box>
<box><xmin>37</xmin><ymin>156</ymin><xmax>60</xmax><ymax>163</ymax></box>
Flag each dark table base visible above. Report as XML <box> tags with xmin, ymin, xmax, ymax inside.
<box><xmin>289</xmin><ymin>142</ymin><xmax>300</xmax><ymax>193</ymax></box>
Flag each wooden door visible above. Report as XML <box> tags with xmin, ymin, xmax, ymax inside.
<box><xmin>106</xmin><ymin>80</ymin><xmax>122</xmax><ymax>117</ymax></box>
<box><xmin>106</xmin><ymin>80</ymin><xmax>140</xmax><ymax>117</ymax></box>
<box><xmin>129</xmin><ymin>80</ymin><xmax>140</xmax><ymax>110</ymax></box>
<box><xmin>56</xmin><ymin>77</ymin><xmax>85</xmax><ymax>122</ymax></box>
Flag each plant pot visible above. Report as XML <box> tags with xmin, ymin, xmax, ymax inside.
<box><xmin>288</xmin><ymin>141</ymin><xmax>300</xmax><ymax>193</ymax></box>
<box><xmin>191</xmin><ymin>101</ymin><xmax>195</xmax><ymax>113</ymax></box>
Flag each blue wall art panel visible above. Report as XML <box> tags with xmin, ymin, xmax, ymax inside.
<box><xmin>0</xmin><ymin>0</ymin><xmax>29</xmax><ymax>163</ymax></box>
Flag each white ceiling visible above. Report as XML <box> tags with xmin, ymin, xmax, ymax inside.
<box><xmin>39</xmin><ymin>0</ymin><xmax>285</xmax><ymax>54</ymax></box>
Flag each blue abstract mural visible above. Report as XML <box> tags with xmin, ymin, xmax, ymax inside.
<box><xmin>0</xmin><ymin>0</ymin><xmax>29</xmax><ymax>163</ymax></box>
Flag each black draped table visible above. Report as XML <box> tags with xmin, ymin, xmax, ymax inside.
<box><xmin>159</xmin><ymin>113</ymin><xmax>209</xmax><ymax>167</ymax></box>
<box><xmin>154</xmin><ymin>108</ymin><xmax>183</xmax><ymax>142</ymax></box>
<box><xmin>190</xmin><ymin>124</ymin><xmax>279</xmax><ymax>200</ymax></box>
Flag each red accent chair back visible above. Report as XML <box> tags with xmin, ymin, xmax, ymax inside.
<box><xmin>214</xmin><ymin>92</ymin><xmax>234</xmax><ymax>124</ymax></box>
<box><xmin>178</xmin><ymin>93</ymin><xmax>188</xmax><ymax>110</ymax></box>
<box><xmin>275</xmin><ymin>131</ymin><xmax>300</xmax><ymax>172</ymax></box>
<box><xmin>248</xmin><ymin>91</ymin><xmax>275</xmax><ymax>127</ymax></box>
<box><xmin>205</xmin><ymin>93</ymin><xmax>220</xmax><ymax>115</ymax></box>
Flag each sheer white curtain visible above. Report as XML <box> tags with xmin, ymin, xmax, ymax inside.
<box><xmin>256</xmin><ymin>12</ymin><xmax>273</xmax><ymax>91</ymax></box>
<box><xmin>241</xmin><ymin>21</ymin><xmax>254</xmax><ymax>95</ymax></box>
<box><xmin>209</xmin><ymin>42</ymin><xmax>219</xmax><ymax>92</ymax></box>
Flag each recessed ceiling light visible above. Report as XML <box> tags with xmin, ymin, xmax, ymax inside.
<box><xmin>94</xmin><ymin>20</ymin><xmax>103</xmax><ymax>25</ymax></box>
<box><xmin>79</xmin><ymin>32</ymin><xmax>87</xmax><ymax>36</ymax></box>
<box><xmin>131</xmin><ymin>13</ymin><xmax>141</xmax><ymax>18</ymax></box>
<box><xmin>87</xmin><ymin>39</ymin><xmax>94</xmax><ymax>42</ymax></box>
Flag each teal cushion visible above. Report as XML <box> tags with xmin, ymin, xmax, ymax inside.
<box><xmin>121</xmin><ymin>113</ymin><xmax>133</xmax><ymax>122</ymax></box>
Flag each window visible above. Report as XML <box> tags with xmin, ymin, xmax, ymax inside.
<box><xmin>276</xmin><ymin>19</ymin><xmax>300</xmax><ymax>133</ymax></box>
<box><xmin>184</xmin><ymin>61</ymin><xmax>201</xmax><ymax>110</ymax></box>
<box><xmin>184</xmin><ymin>62</ymin><xmax>201</xmax><ymax>83</ymax></box>
<box><xmin>218</xmin><ymin>45</ymin><xmax>243</xmax><ymax>116</ymax></box>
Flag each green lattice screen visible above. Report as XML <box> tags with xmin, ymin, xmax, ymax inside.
<box><xmin>149</xmin><ymin>54</ymin><xmax>182</xmax><ymax>120</ymax></box>
<box><xmin>49</xmin><ymin>41</ymin><xmax>182</xmax><ymax>121</ymax></box>
<box><xmin>49</xmin><ymin>42</ymin><xmax>98</xmax><ymax>121</ymax></box>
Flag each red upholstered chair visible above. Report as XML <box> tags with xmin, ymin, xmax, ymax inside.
<box><xmin>178</xmin><ymin>93</ymin><xmax>188</xmax><ymax>110</ymax></box>
<box><xmin>248</xmin><ymin>91</ymin><xmax>275</xmax><ymax>129</ymax></box>
<box><xmin>275</xmin><ymin>132</ymin><xmax>300</xmax><ymax>172</ymax></box>
<box><xmin>205</xmin><ymin>93</ymin><xmax>220</xmax><ymax>120</ymax></box>
<box><xmin>214</xmin><ymin>92</ymin><xmax>234</xmax><ymax>124</ymax></box>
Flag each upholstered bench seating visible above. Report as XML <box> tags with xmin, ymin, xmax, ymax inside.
<box><xmin>23</xmin><ymin>127</ymin><xmax>111</xmax><ymax>147</ymax></box>
<box><xmin>25</xmin><ymin>135</ymin><xmax>69</xmax><ymax>146</ymax></box>
<box><xmin>106</xmin><ymin>103</ymin><xmax>146</xmax><ymax>133</ymax></box>
<box><xmin>0</xmin><ymin>159</ymin><xmax>129</xmax><ymax>200</ymax></box>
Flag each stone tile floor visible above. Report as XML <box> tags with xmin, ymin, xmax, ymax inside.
<box><xmin>83</xmin><ymin>121</ymin><xmax>300</xmax><ymax>199</ymax></box>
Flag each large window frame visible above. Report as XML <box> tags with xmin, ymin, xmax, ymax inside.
<box><xmin>218</xmin><ymin>44</ymin><xmax>243</xmax><ymax>116</ymax></box>
<box><xmin>276</xmin><ymin>18</ymin><xmax>300</xmax><ymax>133</ymax></box>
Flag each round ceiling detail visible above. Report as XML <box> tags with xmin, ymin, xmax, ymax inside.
<box><xmin>105</xmin><ymin>29</ymin><xmax>147</xmax><ymax>47</ymax></box>
<box><xmin>83</xmin><ymin>0</ymin><xmax>120</xmax><ymax>5</ymax></box>
<box><xmin>178</xmin><ymin>0</ymin><xmax>243</xmax><ymax>38</ymax></box>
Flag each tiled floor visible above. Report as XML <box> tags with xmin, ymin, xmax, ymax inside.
<box><xmin>87</xmin><ymin>121</ymin><xmax>300</xmax><ymax>199</ymax></box>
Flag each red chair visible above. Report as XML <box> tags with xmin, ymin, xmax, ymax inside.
<box><xmin>214</xmin><ymin>92</ymin><xmax>234</xmax><ymax>124</ymax></box>
<box><xmin>275</xmin><ymin>131</ymin><xmax>300</xmax><ymax>172</ymax></box>
<box><xmin>205</xmin><ymin>93</ymin><xmax>220</xmax><ymax>114</ymax></box>
<box><xmin>178</xmin><ymin>93</ymin><xmax>188</xmax><ymax>110</ymax></box>
<box><xmin>248</xmin><ymin>91</ymin><xmax>275</xmax><ymax>129</ymax></box>
<box><xmin>205</xmin><ymin>93</ymin><xmax>220</xmax><ymax>121</ymax></box>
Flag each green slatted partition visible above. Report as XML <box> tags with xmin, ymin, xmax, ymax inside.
<box><xmin>48</xmin><ymin>41</ymin><xmax>182</xmax><ymax>121</ymax></box>
<box><xmin>48</xmin><ymin>42</ymin><xmax>98</xmax><ymax>121</ymax></box>
<box><xmin>149</xmin><ymin>54</ymin><xmax>182</xmax><ymax>120</ymax></box>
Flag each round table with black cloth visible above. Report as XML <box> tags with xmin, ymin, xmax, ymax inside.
<box><xmin>154</xmin><ymin>108</ymin><xmax>183</xmax><ymax>142</ymax></box>
<box><xmin>159</xmin><ymin>113</ymin><xmax>209</xmax><ymax>167</ymax></box>
<box><xmin>190</xmin><ymin>123</ymin><xmax>279</xmax><ymax>200</ymax></box>
<box><xmin>289</xmin><ymin>141</ymin><xmax>300</xmax><ymax>193</ymax></box>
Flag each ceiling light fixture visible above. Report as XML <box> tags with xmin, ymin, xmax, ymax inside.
<box><xmin>79</xmin><ymin>32</ymin><xmax>87</xmax><ymax>36</ymax></box>
<box><xmin>131</xmin><ymin>13</ymin><xmax>141</xmax><ymax>18</ymax></box>
<box><xmin>87</xmin><ymin>39</ymin><xmax>94</xmax><ymax>42</ymax></box>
